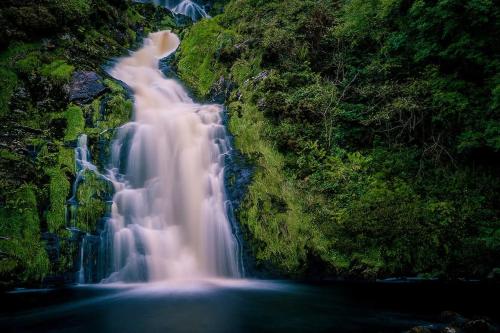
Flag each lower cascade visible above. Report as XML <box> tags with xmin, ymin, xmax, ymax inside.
<box><xmin>100</xmin><ymin>31</ymin><xmax>241</xmax><ymax>282</ymax></box>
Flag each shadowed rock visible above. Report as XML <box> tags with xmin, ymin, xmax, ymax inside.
<box><xmin>69</xmin><ymin>71</ymin><xmax>107</xmax><ymax>104</ymax></box>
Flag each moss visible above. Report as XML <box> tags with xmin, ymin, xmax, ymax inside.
<box><xmin>126</xmin><ymin>6</ymin><xmax>144</xmax><ymax>25</ymax></box>
<box><xmin>0</xmin><ymin>42</ymin><xmax>39</xmax><ymax>66</ymax></box>
<box><xmin>177</xmin><ymin>17</ymin><xmax>233</xmax><ymax>97</ymax></box>
<box><xmin>0</xmin><ymin>149</ymin><xmax>22</xmax><ymax>161</ymax></box>
<box><xmin>104</xmin><ymin>78</ymin><xmax>125</xmax><ymax>94</ymax></box>
<box><xmin>15</xmin><ymin>52</ymin><xmax>42</xmax><ymax>74</ymax></box>
<box><xmin>97</xmin><ymin>93</ymin><xmax>133</xmax><ymax>133</ymax></box>
<box><xmin>230</xmin><ymin>57</ymin><xmax>261</xmax><ymax>85</ymax></box>
<box><xmin>75</xmin><ymin>171</ymin><xmax>110</xmax><ymax>232</ymax></box>
<box><xmin>46</xmin><ymin>167</ymin><xmax>71</xmax><ymax>234</ymax></box>
<box><xmin>64</xmin><ymin>105</ymin><xmax>85</xmax><ymax>141</ymax></box>
<box><xmin>50</xmin><ymin>0</ymin><xmax>92</xmax><ymax>22</ymax></box>
<box><xmin>0</xmin><ymin>185</ymin><xmax>50</xmax><ymax>286</ymax></box>
<box><xmin>0</xmin><ymin>67</ymin><xmax>17</xmax><ymax>117</ymax></box>
<box><xmin>228</xmin><ymin>101</ymin><xmax>315</xmax><ymax>273</ymax></box>
<box><xmin>58</xmin><ymin>147</ymin><xmax>75</xmax><ymax>174</ymax></box>
<box><xmin>159</xmin><ymin>15</ymin><xmax>176</xmax><ymax>30</ymax></box>
<box><xmin>40</xmin><ymin>60</ymin><xmax>74</xmax><ymax>83</ymax></box>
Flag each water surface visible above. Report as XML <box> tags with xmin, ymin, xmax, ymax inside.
<box><xmin>1</xmin><ymin>280</ymin><xmax>497</xmax><ymax>333</ymax></box>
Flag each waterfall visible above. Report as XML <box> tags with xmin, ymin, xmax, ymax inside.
<box><xmin>102</xmin><ymin>30</ymin><xmax>241</xmax><ymax>283</ymax></box>
<box><xmin>138</xmin><ymin>0</ymin><xmax>209</xmax><ymax>21</ymax></box>
<box><xmin>69</xmin><ymin>134</ymin><xmax>110</xmax><ymax>284</ymax></box>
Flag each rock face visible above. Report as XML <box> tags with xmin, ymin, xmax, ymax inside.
<box><xmin>69</xmin><ymin>71</ymin><xmax>107</xmax><ymax>104</ymax></box>
<box><xmin>209</xmin><ymin>76</ymin><xmax>233</xmax><ymax>103</ymax></box>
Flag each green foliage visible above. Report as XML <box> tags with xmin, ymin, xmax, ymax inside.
<box><xmin>177</xmin><ymin>17</ymin><xmax>234</xmax><ymax>97</ymax></box>
<box><xmin>0</xmin><ymin>0</ymin><xmax>170</xmax><ymax>288</ymax></box>
<box><xmin>46</xmin><ymin>167</ymin><xmax>70</xmax><ymax>234</ymax></box>
<box><xmin>75</xmin><ymin>171</ymin><xmax>111</xmax><ymax>232</ymax></box>
<box><xmin>0</xmin><ymin>185</ymin><xmax>50</xmax><ymax>286</ymax></box>
<box><xmin>178</xmin><ymin>0</ymin><xmax>500</xmax><ymax>279</ymax></box>
<box><xmin>64</xmin><ymin>105</ymin><xmax>85</xmax><ymax>141</ymax></box>
<box><xmin>0</xmin><ymin>67</ymin><xmax>17</xmax><ymax>117</ymax></box>
<box><xmin>15</xmin><ymin>52</ymin><xmax>42</xmax><ymax>74</ymax></box>
<box><xmin>50</xmin><ymin>0</ymin><xmax>92</xmax><ymax>22</ymax></box>
<box><xmin>40</xmin><ymin>60</ymin><xmax>74</xmax><ymax>83</ymax></box>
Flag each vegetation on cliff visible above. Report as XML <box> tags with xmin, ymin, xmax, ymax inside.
<box><xmin>177</xmin><ymin>0</ymin><xmax>500</xmax><ymax>279</ymax></box>
<box><xmin>0</xmin><ymin>0</ymin><xmax>177</xmax><ymax>288</ymax></box>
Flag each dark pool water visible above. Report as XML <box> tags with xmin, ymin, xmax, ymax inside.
<box><xmin>0</xmin><ymin>279</ymin><xmax>498</xmax><ymax>333</ymax></box>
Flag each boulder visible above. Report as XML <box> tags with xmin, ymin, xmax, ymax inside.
<box><xmin>69</xmin><ymin>71</ymin><xmax>107</xmax><ymax>104</ymax></box>
<box><xmin>441</xmin><ymin>311</ymin><xmax>468</xmax><ymax>327</ymax></box>
<box><xmin>463</xmin><ymin>319</ymin><xmax>496</xmax><ymax>333</ymax></box>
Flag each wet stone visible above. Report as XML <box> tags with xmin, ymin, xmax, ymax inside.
<box><xmin>69</xmin><ymin>71</ymin><xmax>107</xmax><ymax>104</ymax></box>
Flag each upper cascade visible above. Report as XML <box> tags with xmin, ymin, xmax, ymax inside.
<box><xmin>138</xmin><ymin>0</ymin><xmax>209</xmax><ymax>21</ymax></box>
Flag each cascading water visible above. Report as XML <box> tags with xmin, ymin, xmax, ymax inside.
<box><xmin>102</xmin><ymin>30</ymin><xmax>241</xmax><ymax>282</ymax></box>
<box><xmin>69</xmin><ymin>134</ymin><xmax>111</xmax><ymax>284</ymax></box>
<box><xmin>138</xmin><ymin>0</ymin><xmax>209</xmax><ymax>21</ymax></box>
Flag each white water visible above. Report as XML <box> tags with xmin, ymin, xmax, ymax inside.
<box><xmin>69</xmin><ymin>135</ymin><xmax>99</xmax><ymax>207</ymax></box>
<box><xmin>144</xmin><ymin>0</ymin><xmax>209</xmax><ymax>21</ymax></box>
<box><xmin>70</xmin><ymin>135</ymin><xmax>103</xmax><ymax>283</ymax></box>
<box><xmin>103</xmin><ymin>31</ymin><xmax>240</xmax><ymax>283</ymax></box>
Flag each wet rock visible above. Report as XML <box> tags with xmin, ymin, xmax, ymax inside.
<box><xmin>463</xmin><ymin>319</ymin><xmax>496</xmax><ymax>333</ymax></box>
<box><xmin>487</xmin><ymin>267</ymin><xmax>500</xmax><ymax>281</ymax></box>
<box><xmin>209</xmin><ymin>76</ymin><xmax>233</xmax><ymax>103</ymax></box>
<box><xmin>407</xmin><ymin>312</ymin><xmax>499</xmax><ymax>333</ymax></box>
<box><xmin>252</xmin><ymin>70</ymin><xmax>269</xmax><ymax>83</ymax></box>
<box><xmin>407</xmin><ymin>326</ymin><xmax>433</xmax><ymax>333</ymax></box>
<box><xmin>41</xmin><ymin>232</ymin><xmax>60</xmax><ymax>262</ymax></box>
<box><xmin>441</xmin><ymin>311</ymin><xmax>468</xmax><ymax>327</ymax></box>
<box><xmin>69</xmin><ymin>71</ymin><xmax>107</xmax><ymax>104</ymax></box>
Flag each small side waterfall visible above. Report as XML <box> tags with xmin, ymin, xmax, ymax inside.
<box><xmin>102</xmin><ymin>30</ymin><xmax>241</xmax><ymax>282</ymax></box>
<box><xmin>68</xmin><ymin>135</ymin><xmax>112</xmax><ymax>284</ymax></box>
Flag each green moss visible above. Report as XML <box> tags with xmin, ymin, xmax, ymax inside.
<box><xmin>0</xmin><ymin>67</ymin><xmax>17</xmax><ymax>117</ymax></box>
<box><xmin>177</xmin><ymin>18</ymin><xmax>233</xmax><ymax>97</ymax></box>
<box><xmin>230</xmin><ymin>57</ymin><xmax>261</xmax><ymax>85</ymax></box>
<box><xmin>64</xmin><ymin>105</ymin><xmax>85</xmax><ymax>141</ymax></box>
<box><xmin>58</xmin><ymin>147</ymin><xmax>75</xmax><ymax>174</ymax></box>
<box><xmin>0</xmin><ymin>185</ymin><xmax>50</xmax><ymax>286</ymax></box>
<box><xmin>104</xmin><ymin>78</ymin><xmax>124</xmax><ymax>94</ymax></box>
<box><xmin>228</xmin><ymin>101</ymin><xmax>314</xmax><ymax>273</ymax></box>
<box><xmin>75</xmin><ymin>171</ymin><xmax>110</xmax><ymax>232</ymax></box>
<box><xmin>96</xmin><ymin>93</ymin><xmax>132</xmax><ymax>133</ymax></box>
<box><xmin>159</xmin><ymin>15</ymin><xmax>176</xmax><ymax>30</ymax></box>
<box><xmin>0</xmin><ymin>42</ymin><xmax>39</xmax><ymax>67</ymax></box>
<box><xmin>40</xmin><ymin>60</ymin><xmax>74</xmax><ymax>83</ymax></box>
<box><xmin>15</xmin><ymin>52</ymin><xmax>42</xmax><ymax>74</ymax></box>
<box><xmin>46</xmin><ymin>167</ymin><xmax>71</xmax><ymax>234</ymax></box>
<box><xmin>0</xmin><ymin>149</ymin><xmax>22</xmax><ymax>161</ymax></box>
<box><xmin>51</xmin><ymin>0</ymin><xmax>92</xmax><ymax>21</ymax></box>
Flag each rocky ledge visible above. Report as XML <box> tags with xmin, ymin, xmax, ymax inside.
<box><xmin>407</xmin><ymin>311</ymin><xmax>498</xmax><ymax>333</ymax></box>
